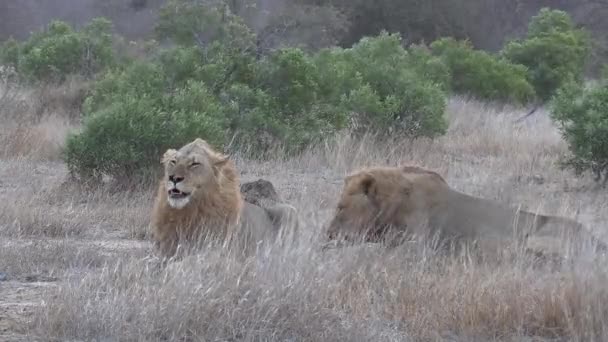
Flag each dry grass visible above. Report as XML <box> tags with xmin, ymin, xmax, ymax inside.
<box><xmin>2</xmin><ymin>97</ymin><xmax>608</xmax><ymax>341</ymax></box>
<box><xmin>0</xmin><ymin>77</ymin><xmax>83</xmax><ymax>160</ymax></box>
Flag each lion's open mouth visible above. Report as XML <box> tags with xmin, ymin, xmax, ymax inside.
<box><xmin>168</xmin><ymin>188</ymin><xmax>190</xmax><ymax>199</ymax></box>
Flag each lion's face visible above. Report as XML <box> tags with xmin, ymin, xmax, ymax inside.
<box><xmin>326</xmin><ymin>168</ymin><xmax>435</xmax><ymax>244</ymax></box>
<box><xmin>161</xmin><ymin>139</ymin><xmax>229</xmax><ymax>209</ymax></box>
<box><xmin>327</xmin><ymin>170</ymin><xmax>404</xmax><ymax>242</ymax></box>
<box><xmin>326</xmin><ymin>191</ymin><xmax>380</xmax><ymax>242</ymax></box>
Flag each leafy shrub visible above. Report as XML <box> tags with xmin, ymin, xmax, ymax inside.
<box><xmin>0</xmin><ymin>38</ymin><xmax>20</xmax><ymax>70</ymax></box>
<box><xmin>407</xmin><ymin>44</ymin><xmax>451</xmax><ymax>92</ymax></box>
<box><xmin>222</xmin><ymin>48</ymin><xmax>348</xmax><ymax>153</ymax></box>
<box><xmin>550</xmin><ymin>81</ymin><xmax>608</xmax><ymax>185</ymax></box>
<box><xmin>65</xmin><ymin>62</ymin><xmax>227</xmax><ymax>181</ymax></box>
<box><xmin>156</xmin><ymin>0</ymin><xmax>255</xmax><ymax>53</ymax></box>
<box><xmin>65</xmin><ymin>10</ymin><xmax>450</xmax><ymax>181</ymax></box>
<box><xmin>2</xmin><ymin>18</ymin><xmax>116</xmax><ymax>82</ymax></box>
<box><xmin>502</xmin><ymin>8</ymin><xmax>591</xmax><ymax>102</ymax></box>
<box><xmin>67</xmin><ymin>2</ymin><xmax>344</xmax><ymax>178</ymax></box>
<box><xmin>431</xmin><ymin>37</ymin><xmax>535</xmax><ymax>104</ymax></box>
<box><xmin>314</xmin><ymin>32</ymin><xmax>448</xmax><ymax>137</ymax></box>
<box><xmin>83</xmin><ymin>61</ymin><xmax>165</xmax><ymax>115</ymax></box>
<box><xmin>155</xmin><ymin>0</ymin><xmax>257</xmax><ymax>94</ymax></box>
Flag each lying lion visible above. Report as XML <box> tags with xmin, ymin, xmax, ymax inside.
<box><xmin>326</xmin><ymin>165</ymin><xmax>606</xmax><ymax>254</ymax></box>
<box><xmin>150</xmin><ymin>138</ymin><xmax>298</xmax><ymax>258</ymax></box>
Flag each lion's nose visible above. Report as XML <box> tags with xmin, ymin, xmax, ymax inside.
<box><xmin>169</xmin><ymin>175</ymin><xmax>184</xmax><ymax>184</ymax></box>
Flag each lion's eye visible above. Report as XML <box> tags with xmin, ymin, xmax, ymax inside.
<box><xmin>169</xmin><ymin>160</ymin><xmax>176</xmax><ymax>165</ymax></box>
<box><xmin>190</xmin><ymin>162</ymin><xmax>201</xmax><ymax>168</ymax></box>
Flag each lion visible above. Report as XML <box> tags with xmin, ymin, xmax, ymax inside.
<box><xmin>326</xmin><ymin>165</ymin><xmax>606</xmax><ymax>254</ymax></box>
<box><xmin>150</xmin><ymin>138</ymin><xmax>298</xmax><ymax>258</ymax></box>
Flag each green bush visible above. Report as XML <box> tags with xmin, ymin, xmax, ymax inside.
<box><xmin>156</xmin><ymin>0</ymin><xmax>255</xmax><ymax>53</ymax></box>
<box><xmin>314</xmin><ymin>32</ymin><xmax>448</xmax><ymax>137</ymax></box>
<box><xmin>155</xmin><ymin>0</ymin><xmax>257</xmax><ymax>94</ymax></box>
<box><xmin>502</xmin><ymin>8</ymin><xmax>591</xmax><ymax>102</ymax></box>
<box><xmin>602</xmin><ymin>64</ymin><xmax>608</xmax><ymax>80</ymax></box>
<box><xmin>65</xmin><ymin>62</ymin><xmax>227</xmax><ymax>180</ymax></box>
<box><xmin>66</xmin><ymin>1</ymin><xmax>348</xmax><ymax>178</ymax></box>
<box><xmin>0</xmin><ymin>38</ymin><xmax>20</xmax><ymax>70</ymax></box>
<box><xmin>2</xmin><ymin>18</ymin><xmax>116</xmax><ymax>82</ymax></box>
<box><xmin>550</xmin><ymin>81</ymin><xmax>608</xmax><ymax>185</ymax></box>
<box><xmin>83</xmin><ymin>61</ymin><xmax>165</xmax><ymax>114</ymax></box>
<box><xmin>224</xmin><ymin>48</ymin><xmax>348</xmax><ymax>153</ymax></box>
<box><xmin>407</xmin><ymin>44</ymin><xmax>451</xmax><ymax>92</ymax></box>
<box><xmin>431</xmin><ymin>37</ymin><xmax>535</xmax><ymax>104</ymax></box>
<box><xmin>65</xmin><ymin>8</ymin><xmax>450</xmax><ymax>181</ymax></box>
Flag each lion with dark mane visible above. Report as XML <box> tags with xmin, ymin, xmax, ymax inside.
<box><xmin>150</xmin><ymin>138</ymin><xmax>297</xmax><ymax>258</ymax></box>
<box><xmin>326</xmin><ymin>165</ymin><xmax>605</xmax><ymax>254</ymax></box>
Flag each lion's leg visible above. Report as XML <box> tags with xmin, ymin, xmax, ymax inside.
<box><xmin>154</xmin><ymin>230</ymin><xmax>179</xmax><ymax>259</ymax></box>
<box><xmin>266</xmin><ymin>203</ymin><xmax>299</xmax><ymax>246</ymax></box>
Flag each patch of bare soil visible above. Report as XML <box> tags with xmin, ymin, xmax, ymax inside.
<box><xmin>0</xmin><ymin>280</ymin><xmax>56</xmax><ymax>341</ymax></box>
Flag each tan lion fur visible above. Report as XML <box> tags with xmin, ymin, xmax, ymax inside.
<box><xmin>151</xmin><ymin>138</ymin><xmax>299</xmax><ymax>258</ymax></box>
<box><xmin>151</xmin><ymin>138</ymin><xmax>242</xmax><ymax>257</ymax></box>
<box><xmin>327</xmin><ymin>165</ymin><xmax>606</xmax><ymax>253</ymax></box>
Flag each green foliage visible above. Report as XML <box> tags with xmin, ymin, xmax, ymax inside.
<box><xmin>156</xmin><ymin>0</ymin><xmax>255</xmax><ymax>53</ymax></box>
<box><xmin>82</xmin><ymin>61</ymin><xmax>165</xmax><ymax>115</ymax></box>
<box><xmin>67</xmin><ymin>1</ymin><xmax>345</xmax><ymax>179</ymax></box>
<box><xmin>65</xmin><ymin>62</ymin><xmax>227</xmax><ymax>180</ymax></box>
<box><xmin>65</xmin><ymin>6</ymin><xmax>450</xmax><ymax>181</ymax></box>
<box><xmin>221</xmin><ymin>48</ymin><xmax>348</xmax><ymax>153</ymax></box>
<box><xmin>155</xmin><ymin>0</ymin><xmax>257</xmax><ymax>94</ymax></box>
<box><xmin>431</xmin><ymin>37</ymin><xmax>535</xmax><ymax>104</ymax></box>
<box><xmin>550</xmin><ymin>81</ymin><xmax>608</xmax><ymax>184</ymax></box>
<box><xmin>256</xmin><ymin>48</ymin><xmax>320</xmax><ymax>115</ymax></box>
<box><xmin>0</xmin><ymin>38</ymin><xmax>20</xmax><ymax>69</ymax></box>
<box><xmin>315</xmin><ymin>32</ymin><xmax>448</xmax><ymax>137</ymax></box>
<box><xmin>407</xmin><ymin>44</ymin><xmax>451</xmax><ymax>92</ymax></box>
<box><xmin>156</xmin><ymin>43</ymin><xmax>255</xmax><ymax>94</ymax></box>
<box><xmin>502</xmin><ymin>8</ymin><xmax>591</xmax><ymax>102</ymax></box>
<box><xmin>601</xmin><ymin>64</ymin><xmax>608</xmax><ymax>81</ymax></box>
<box><xmin>1</xmin><ymin>18</ymin><xmax>116</xmax><ymax>82</ymax></box>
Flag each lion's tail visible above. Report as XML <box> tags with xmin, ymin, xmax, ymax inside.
<box><xmin>533</xmin><ymin>213</ymin><xmax>607</xmax><ymax>253</ymax></box>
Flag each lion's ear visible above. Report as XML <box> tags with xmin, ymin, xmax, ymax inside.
<box><xmin>358</xmin><ymin>172</ymin><xmax>377</xmax><ymax>197</ymax></box>
<box><xmin>344</xmin><ymin>174</ymin><xmax>355</xmax><ymax>185</ymax></box>
<box><xmin>211</xmin><ymin>154</ymin><xmax>230</xmax><ymax>176</ymax></box>
<box><xmin>213</xmin><ymin>154</ymin><xmax>230</xmax><ymax>168</ymax></box>
<box><xmin>161</xmin><ymin>149</ymin><xmax>177</xmax><ymax>164</ymax></box>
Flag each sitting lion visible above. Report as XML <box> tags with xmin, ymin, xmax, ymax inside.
<box><xmin>150</xmin><ymin>138</ymin><xmax>298</xmax><ymax>258</ymax></box>
<box><xmin>326</xmin><ymin>165</ymin><xmax>606</xmax><ymax>254</ymax></box>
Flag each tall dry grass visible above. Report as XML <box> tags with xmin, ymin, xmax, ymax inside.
<box><xmin>0</xmin><ymin>76</ymin><xmax>84</xmax><ymax>160</ymax></box>
<box><xmin>32</xmin><ymin>242</ymin><xmax>608</xmax><ymax>341</ymax></box>
<box><xmin>2</xmin><ymin>96</ymin><xmax>608</xmax><ymax>341</ymax></box>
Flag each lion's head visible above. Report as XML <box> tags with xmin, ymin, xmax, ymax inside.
<box><xmin>160</xmin><ymin>138</ymin><xmax>231</xmax><ymax>210</ymax></box>
<box><xmin>326</xmin><ymin>166</ymin><xmax>447</xmax><ymax>243</ymax></box>
<box><xmin>151</xmin><ymin>138</ymin><xmax>243</xmax><ymax>257</ymax></box>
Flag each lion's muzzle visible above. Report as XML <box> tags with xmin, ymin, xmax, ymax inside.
<box><xmin>168</xmin><ymin>187</ymin><xmax>190</xmax><ymax>199</ymax></box>
<box><xmin>166</xmin><ymin>179</ymin><xmax>192</xmax><ymax>209</ymax></box>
